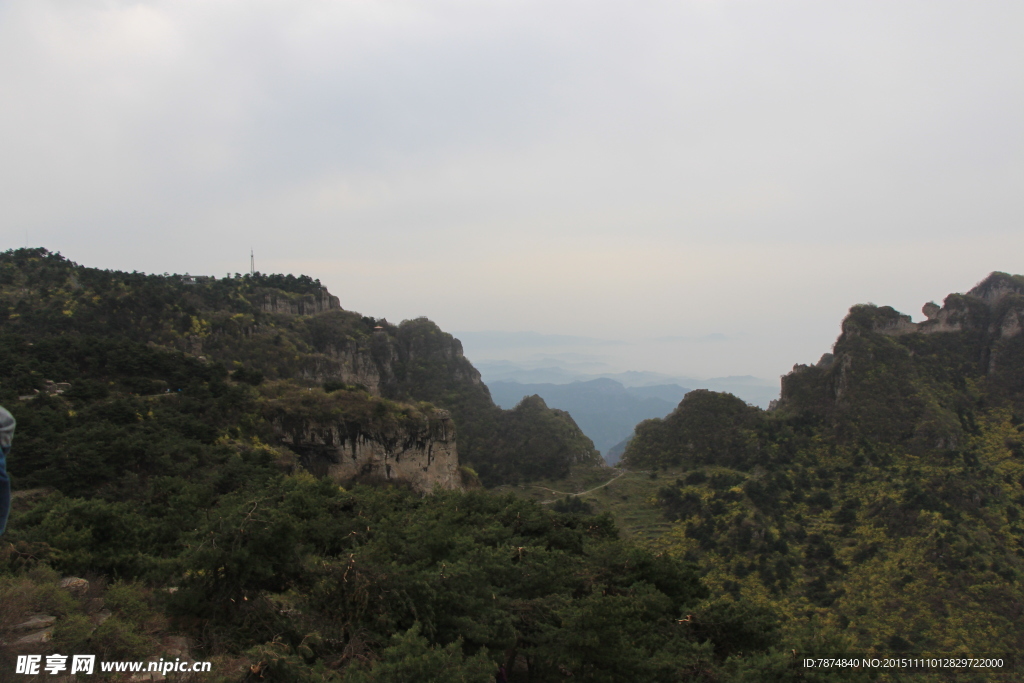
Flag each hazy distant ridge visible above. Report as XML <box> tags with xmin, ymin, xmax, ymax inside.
<box><xmin>478</xmin><ymin>360</ymin><xmax>779</xmax><ymax>408</ymax></box>
<box><xmin>487</xmin><ymin>378</ymin><xmax>688</xmax><ymax>463</ymax></box>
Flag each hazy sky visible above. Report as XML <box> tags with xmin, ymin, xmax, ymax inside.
<box><xmin>2</xmin><ymin>1</ymin><xmax>1022</xmax><ymax>380</ymax></box>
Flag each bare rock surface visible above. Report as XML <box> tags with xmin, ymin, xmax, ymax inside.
<box><xmin>14</xmin><ymin>626</ymin><xmax>54</xmax><ymax>644</ymax></box>
<box><xmin>13</xmin><ymin>614</ymin><xmax>56</xmax><ymax>631</ymax></box>
<box><xmin>59</xmin><ymin>577</ymin><xmax>89</xmax><ymax>596</ymax></box>
<box><xmin>278</xmin><ymin>410</ymin><xmax>461</xmax><ymax>493</ymax></box>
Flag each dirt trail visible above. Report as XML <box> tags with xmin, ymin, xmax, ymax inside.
<box><xmin>534</xmin><ymin>469</ymin><xmax>627</xmax><ymax>502</ymax></box>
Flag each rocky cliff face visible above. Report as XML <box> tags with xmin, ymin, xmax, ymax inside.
<box><xmin>298</xmin><ymin>337</ymin><xmax>394</xmax><ymax>395</ymax></box>
<box><xmin>287</xmin><ymin>316</ymin><xmax>598</xmax><ymax>485</ymax></box>
<box><xmin>0</xmin><ymin>250</ymin><xmax>599</xmax><ymax>490</ymax></box>
<box><xmin>259</xmin><ymin>287</ymin><xmax>341</xmax><ymax>315</ymax></box>
<box><xmin>775</xmin><ymin>272</ymin><xmax>1024</xmax><ymax>447</ymax></box>
<box><xmin>856</xmin><ymin>272</ymin><xmax>1024</xmax><ymax>342</ymax></box>
<box><xmin>189</xmin><ymin>286</ymin><xmax>597</xmax><ymax>486</ymax></box>
<box><xmin>295</xmin><ymin>318</ymin><xmax>483</xmax><ymax>398</ymax></box>
<box><xmin>198</xmin><ymin>299</ymin><xmax>598</xmax><ymax>486</ymax></box>
<box><xmin>782</xmin><ymin>272</ymin><xmax>1024</xmax><ymax>397</ymax></box>
<box><xmin>275</xmin><ymin>407</ymin><xmax>461</xmax><ymax>493</ymax></box>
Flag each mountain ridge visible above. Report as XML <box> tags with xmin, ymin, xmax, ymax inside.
<box><xmin>0</xmin><ymin>248</ymin><xmax>601</xmax><ymax>489</ymax></box>
<box><xmin>618</xmin><ymin>271</ymin><xmax>1024</xmax><ymax>659</ymax></box>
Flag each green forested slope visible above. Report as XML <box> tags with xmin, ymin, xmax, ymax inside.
<box><xmin>622</xmin><ymin>273</ymin><xmax>1024</xmax><ymax>668</ymax></box>
<box><xmin>5</xmin><ymin>250</ymin><xmax>1021</xmax><ymax>680</ymax></box>
<box><xmin>7</xmin><ymin>249</ymin><xmax>756</xmax><ymax>683</ymax></box>
<box><xmin>0</xmin><ymin>248</ymin><xmax>599</xmax><ymax>485</ymax></box>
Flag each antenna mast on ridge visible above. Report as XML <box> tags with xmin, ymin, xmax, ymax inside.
<box><xmin>250</xmin><ymin>249</ymin><xmax>254</xmax><ymax>276</ymax></box>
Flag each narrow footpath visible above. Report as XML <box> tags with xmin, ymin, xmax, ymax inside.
<box><xmin>533</xmin><ymin>468</ymin><xmax>627</xmax><ymax>503</ymax></box>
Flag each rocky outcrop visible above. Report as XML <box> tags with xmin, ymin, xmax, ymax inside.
<box><xmin>1000</xmin><ymin>308</ymin><xmax>1023</xmax><ymax>339</ymax></box>
<box><xmin>297</xmin><ymin>319</ymin><xmax>482</xmax><ymax>397</ymax></box>
<box><xmin>966</xmin><ymin>271</ymin><xmax>1024</xmax><ymax>305</ymax></box>
<box><xmin>869</xmin><ymin>311</ymin><xmax>919</xmax><ymax>336</ymax></box>
<box><xmin>867</xmin><ymin>273</ymin><xmax>1024</xmax><ymax>339</ymax></box>
<box><xmin>276</xmin><ymin>409</ymin><xmax>461</xmax><ymax>493</ymax></box>
<box><xmin>775</xmin><ymin>272</ymin><xmax>1024</xmax><ymax>426</ymax></box>
<box><xmin>218</xmin><ymin>303</ymin><xmax>591</xmax><ymax>487</ymax></box>
<box><xmin>259</xmin><ymin>287</ymin><xmax>341</xmax><ymax>315</ymax></box>
<box><xmin>299</xmin><ymin>339</ymin><xmax>395</xmax><ymax>395</ymax></box>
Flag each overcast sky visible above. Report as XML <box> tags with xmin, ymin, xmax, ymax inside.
<box><xmin>2</xmin><ymin>0</ymin><xmax>1023</xmax><ymax>381</ymax></box>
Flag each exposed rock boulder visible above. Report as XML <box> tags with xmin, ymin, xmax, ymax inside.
<box><xmin>59</xmin><ymin>577</ymin><xmax>89</xmax><ymax>596</ymax></box>
<box><xmin>13</xmin><ymin>615</ymin><xmax>56</xmax><ymax>631</ymax></box>
<box><xmin>14</xmin><ymin>627</ymin><xmax>54</xmax><ymax>645</ymax></box>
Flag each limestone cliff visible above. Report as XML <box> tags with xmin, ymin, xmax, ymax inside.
<box><xmin>278</xmin><ymin>412</ymin><xmax>460</xmax><ymax>493</ymax></box>
<box><xmin>287</xmin><ymin>317</ymin><xmax>599</xmax><ymax>484</ymax></box>
<box><xmin>298</xmin><ymin>337</ymin><xmax>394</xmax><ymax>395</ymax></box>
<box><xmin>259</xmin><ymin>287</ymin><xmax>341</xmax><ymax>315</ymax></box>
<box><xmin>199</xmin><ymin>302</ymin><xmax>599</xmax><ymax>485</ymax></box>
<box><xmin>177</xmin><ymin>284</ymin><xmax>597</xmax><ymax>486</ymax></box>
<box><xmin>263</xmin><ymin>386</ymin><xmax>461</xmax><ymax>493</ymax></box>
<box><xmin>295</xmin><ymin>317</ymin><xmax>482</xmax><ymax>399</ymax></box>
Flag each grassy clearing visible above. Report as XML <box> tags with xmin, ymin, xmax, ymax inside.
<box><xmin>492</xmin><ymin>465</ymin><xmax>687</xmax><ymax>543</ymax></box>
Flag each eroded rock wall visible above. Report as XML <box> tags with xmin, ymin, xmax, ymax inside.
<box><xmin>260</xmin><ymin>287</ymin><xmax>341</xmax><ymax>315</ymax></box>
<box><xmin>277</xmin><ymin>410</ymin><xmax>461</xmax><ymax>493</ymax></box>
<box><xmin>298</xmin><ymin>339</ymin><xmax>395</xmax><ymax>395</ymax></box>
<box><xmin>870</xmin><ymin>273</ymin><xmax>1024</xmax><ymax>340</ymax></box>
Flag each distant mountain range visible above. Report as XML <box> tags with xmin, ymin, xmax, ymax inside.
<box><xmin>487</xmin><ymin>378</ymin><xmax>687</xmax><ymax>463</ymax></box>
<box><xmin>478</xmin><ymin>361</ymin><xmax>779</xmax><ymax>408</ymax></box>
<box><xmin>482</xmin><ymin>366</ymin><xmax>779</xmax><ymax>464</ymax></box>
